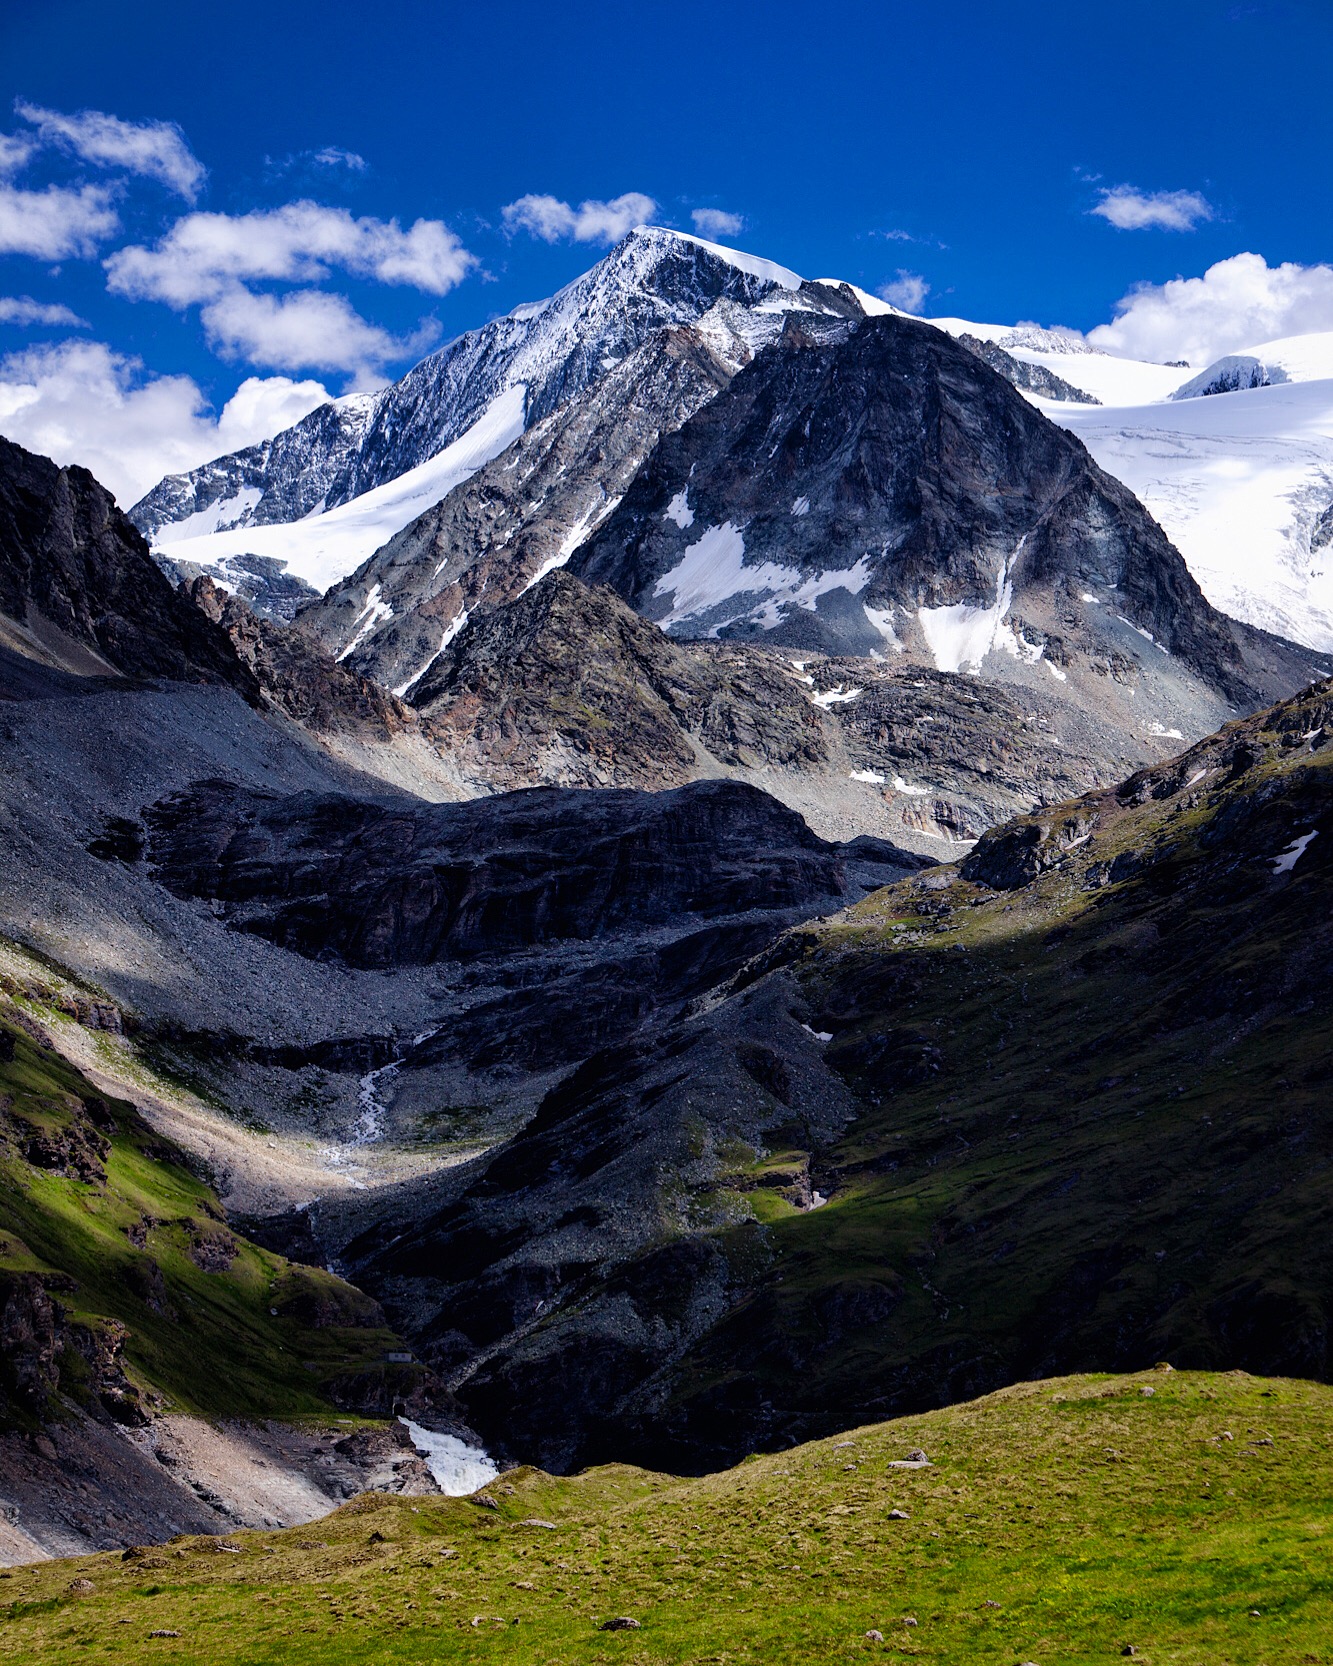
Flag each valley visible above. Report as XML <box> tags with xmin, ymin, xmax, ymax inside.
<box><xmin>1</xmin><ymin>204</ymin><xmax>1331</xmax><ymax>1666</ymax></box>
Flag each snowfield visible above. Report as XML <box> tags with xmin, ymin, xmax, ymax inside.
<box><xmin>155</xmin><ymin>386</ymin><xmax>527</xmax><ymax>593</ymax></box>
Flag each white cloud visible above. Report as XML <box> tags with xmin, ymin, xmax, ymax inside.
<box><xmin>1091</xmin><ymin>186</ymin><xmax>1214</xmax><ymax>232</ymax></box>
<box><xmin>877</xmin><ymin>269</ymin><xmax>930</xmax><ymax>313</ymax></box>
<box><xmin>0</xmin><ymin>336</ymin><xmax>330</xmax><ymax>505</ymax></box>
<box><xmin>502</xmin><ymin>191</ymin><xmax>657</xmax><ymax>245</ymax></box>
<box><xmin>199</xmin><ymin>286</ymin><xmax>437</xmax><ymax>378</ymax></box>
<box><xmin>0</xmin><ymin>182</ymin><xmax>119</xmax><ymax>259</ymax></box>
<box><xmin>691</xmin><ymin>208</ymin><xmax>744</xmax><ymax>239</ymax></box>
<box><xmin>0</xmin><ymin>132</ymin><xmax>35</xmax><ymax>176</ymax></box>
<box><xmin>0</xmin><ymin>295</ymin><xmax>87</xmax><ymax>327</ymax></box>
<box><xmin>14</xmin><ymin>100</ymin><xmax>205</xmax><ymax>201</ymax></box>
<box><xmin>105</xmin><ymin>200</ymin><xmax>475</xmax><ymax>304</ymax></box>
<box><xmin>1089</xmin><ymin>251</ymin><xmax>1333</xmax><ymax>365</ymax></box>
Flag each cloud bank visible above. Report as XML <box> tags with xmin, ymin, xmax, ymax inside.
<box><xmin>1090</xmin><ymin>251</ymin><xmax>1333</xmax><ymax>365</ymax></box>
<box><xmin>0</xmin><ymin>338</ymin><xmax>330</xmax><ymax>505</ymax></box>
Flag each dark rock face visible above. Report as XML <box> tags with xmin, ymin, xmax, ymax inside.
<box><xmin>956</xmin><ymin>333</ymin><xmax>1099</xmax><ymax>404</ymax></box>
<box><xmin>572</xmin><ymin>313</ymin><xmax>1307</xmax><ymax>706</ymax></box>
<box><xmin>141</xmin><ymin>775</ymin><xmax>922</xmax><ymax>969</ymax></box>
<box><xmin>0</xmin><ymin>436</ymin><xmax>253</xmax><ymax>694</ymax></box>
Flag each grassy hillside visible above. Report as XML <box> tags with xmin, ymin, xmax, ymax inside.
<box><xmin>616</xmin><ymin>675</ymin><xmax>1333</xmax><ymax>1461</ymax></box>
<box><xmin>0</xmin><ymin>1369</ymin><xmax>1329</xmax><ymax>1663</ymax></box>
<box><xmin>0</xmin><ymin>992</ymin><xmax>415</xmax><ymax>1427</ymax></box>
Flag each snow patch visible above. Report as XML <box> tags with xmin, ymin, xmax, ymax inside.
<box><xmin>1047</xmin><ymin>661</ymin><xmax>1068</xmax><ymax>682</ymax></box>
<box><xmin>863</xmin><ymin>604</ymin><xmax>903</xmax><ymax>652</ymax></box>
<box><xmin>892</xmin><ymin>775</ymin><xmax>930</xmax><ymax>796</ymax></box>
<box><xmin>811</xmin><ymin>684</ymin><xmax>862</xmax><ymax>708</ymax></box>
<box><xmin>1272</xmin><ymin>830</ymin><xmax>1318</xmax><ymax>874</ymax></box>
<box><xmin>652</xmin><ymin>523</ymin><xmax>873</xmax><ymax>633</ymax></box>
<box><xmin>791</xmin><ymin>496</ymin><xmax>810</xmax><ymax>517</ymax></box>
<box><xmin>1145</xmin><ymin>721</ymin><xmax>1185</xmax><ymax>739</ymax></box>
<box><xmin>849</xmin><ymin>769</ymin><xmax>886</xmax><ymax>784</ymax></box>
<box><xmin>335</xmin><ymin>583</ymin><xmax>392</xmax><ymax>663</ymax></box>
<box><xmin>154</xmin><ymin>486</ymin><xmax>263</xmax><ymax>543</ymax></box>
<box><xmin>664</xmin><ymin>490</ymin><xmax>695</xmax><ymax>530</ymax></box>
<box><xmin>918</xmin><ymin>540</ymin><xmax>1025</xmax><ymax>674</ymax></box>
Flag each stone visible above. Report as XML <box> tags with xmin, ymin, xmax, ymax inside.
<box><xmin>864</xmin><ymin>1629</ymin><xmax>884</xmax><ymax>1642</ymax></box>
<box><xmin>600</xmin><ymin>1617</ymin><xmax>642</xmax><ymax>1632</ymax></box>
<box><xmin>472</xmin><ymin>1494</ymin><xmax>499</xmax><ymax>1511</ymax></box>
<box><xmin>887</xmin><ymin>1509</ymin><xmax>910</xmax><ymax>1520</ymax></box>
<box><xmin>67</xmin><ymin>1579</ymin><xmax>95</xmax><ymax>1595</ymax></box>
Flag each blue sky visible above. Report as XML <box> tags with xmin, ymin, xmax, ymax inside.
<box><xmin>1</xmin><ymin>0</ymin><xmax>1331</xmax><ymax>502</ymax></box>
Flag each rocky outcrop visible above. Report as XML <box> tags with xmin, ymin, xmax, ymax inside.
<box><xmin>409</xmin><ymin>569</ymin><xmax>829</xmax><ymax>791</ymax></box>
<box><xmin>140</xmin><ymin>775</ymin><xmax>921</xmax><ymax>969</ymax></box>
<box><xmin>956</xmin><ymin>332</ymin><xmax>1099</xmax><ymax>403</ymax></box>
<box><xmin>189</xmin><ymin>577</ymin><xmax>413</xmax><ymax>741</ymax></box>
<box><xmin>0</xmin><ymin>436</ymin><xmax>254</xmax><ymax>693</ymax></box>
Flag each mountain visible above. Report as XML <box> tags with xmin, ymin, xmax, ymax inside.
<box><xmin>296</xmin><ymin>319</ymin><xmax>740</xmax><ymax>694</ymax></box>
<box><xmin>131</xmin><ymin>229</ymin><xmax>857</xmax><ymax>593</ymax></box>
<box><xmin>573</xmin><ymin>311</ymin><xmax>1312</xmax><ymax>701</ymax></box>
<box><xmin>341</xmin><ymin>673</ymin><xmax>1333</xmax><ymax>1473</ymax></box>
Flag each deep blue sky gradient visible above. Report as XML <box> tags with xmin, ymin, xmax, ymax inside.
<box><xmin>2</xmin><ymin>0</ymin><xmax>1330</xmax><ymax>409</ymax></box>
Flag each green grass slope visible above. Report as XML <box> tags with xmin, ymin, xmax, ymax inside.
<box><xmin>618</xmin><ymin>677</ymin><xmax>1333</xmax><ymax>1463</ymax></box>
<box><xmin>0</xmin><ymin>1369</ymin><xmax>1329</xmax><ymax>1664</ymax></box>
<box><xmin>0</xmin><ymin>999</ymin><xmax>417</xmax><ymax>1428</ymax></box>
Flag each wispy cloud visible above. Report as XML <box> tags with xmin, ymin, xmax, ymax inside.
<box><xmin>15</xmin><ymin>100</ymin><xmax>205</xmax><ymax>201</ymax></box>
<box><xmin>309</xmin><ymin>146</ymin><xmax>368</xmax><ymax>172</ymax></box>
<box><xmin>691</xmin><ymin>207</ymin><xmax>744</xmax><ymax>239</ymax></box>
<box><xmin>106</xmin><ymin>201</ymin><xmax>475</xmax><ymax>305</ymax></box>
<box><xmin>1090</xmin><ymin>251</ymin><xmax>1333</xmax><ymax>365</ymax></box>
<box><xmin>0</xmin><ymin>132</ymin><xmax>35</xmax><ymax>177</ymax></box>
<box><xmin>502</xmin><ymin>191</ymin><xmax>657</xmax><ymax>245</ymax></box>
<box><xmin>877</xmin><ymin>269</ymin><xmax>930</xmax><ymax>313</ymax></box>
<box><xmin>0</xmin><ymin>182</ymin><xmax>119</xmax><ymax>259</ymax></box>
<box><xmin>1091</xmin><ymin>186</ymin><xmax>1214</xmax><ymax>232</ymax></box>
<box><xmin>0</xmin><ymin>295</ymin><xmax>87</xmax><ymax>327</ymax></box>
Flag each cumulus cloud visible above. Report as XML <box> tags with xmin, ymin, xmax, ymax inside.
<box><xmin>691</xmin><ymin>208</ymin><xmax>744</xmax><ymax>240</ymax></box>
<box><xmin>0</xmin><ymin>337</ymin><xmax>330</xmax><ymax>505</ymax></box>
<box><xmin>1089</xmin><ymin>251</ymin><xmax>1333</xmax><ymax>365</ymax></box>
<box><xmin>15</xmin><ymin>100</ymin><xmax>205</xmax><ymax>201</ymax></box>
<box><xmin>1091</xmin><ymin>186</ymin><xmax>1214</xmax><ymax>232</ymax></box>
<box><xmin>105</xmin><ymin>200</ymin><xmax>475</xmax><ymax>304</ymax></box>
<box><xmin>0</xmin><ymin>182</ymin><xmax>119</xmax><ymax>259</ymax></box>
<box><xmin>877</xmin><ymin>269</ymin><xmax>931</xmax><ymax>313</ymax></box>
<box><xmin>502</xmin><ymin>191</ymin><xmax>657</xmax><ymax>245</ymax></box>
<box><xmin>0</xmin><ymin>295</ymin><xmax>87</xmax><ymax>327</ymax></box>
<box><xmin>199</xmin><ymin>286</ymin><xmax>438</xmax><ymax>378</ymax></box>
